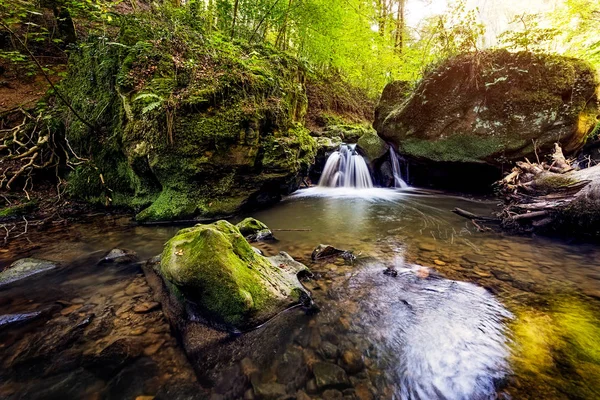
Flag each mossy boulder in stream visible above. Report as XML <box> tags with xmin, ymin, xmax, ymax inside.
<box><xmin>159</xmin><ymin>220</ymin><xmax>309</xmax><ymax>328</ymax></box>
<box><xmin>59</xmin><ymin>15</ymin><xmax>316</xmax><ymax>222</ymax></box>
<box><xmin>374</xmin><ymin>50</ymin><xmax>600</xmax><ymax>188</ymax></box>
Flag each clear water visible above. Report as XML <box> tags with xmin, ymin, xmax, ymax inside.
<box><xmin>0</xmin><ymin>188</ymin><xmax>599</xmax><ymax>399</ymax></box>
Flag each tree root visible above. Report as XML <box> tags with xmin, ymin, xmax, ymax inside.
<box><xmin>495</xmin><ymin>142</ymin><xmax>600</xmax><ymax>234</ymax></box>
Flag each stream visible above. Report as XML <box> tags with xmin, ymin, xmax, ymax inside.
<box><xmin>1</xmin><ymin>187</ymin><xmax>599</xmax><ymax>399</ymax></box>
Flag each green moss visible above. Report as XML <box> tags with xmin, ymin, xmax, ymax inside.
<box><xmin>160</xmin><ymin>220</ymin><xmax>306</xmax><ymax>327</ymax></box>
<box><xmin>356</xmin><ymin>129</ymin><xmax>388</xmax><ymax>162</ymax></box>
<box><xmin>510</xmin><ymin>296</ymin><xmax>600</xmax><ymax>398</ymax></box>
<box><xmin>61</xmin><ymin>15</ymin><xmax>318</xmax><ymax>221</ymax></box>
<box><xmin>0</xmin><ymin>201</ymin><xmax>37</xmax><ymax>218</ymax></box>
<box><xmin>401</xmin><ymin>134</ymin><xmax>505</xmax><ymax>163</ymax></box>
<box><xmin>236</xmin><ymin>217</ymin><xmax>269</xmax><ymax>236</ymax></box>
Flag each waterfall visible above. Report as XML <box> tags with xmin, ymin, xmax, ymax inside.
<box><xmin>390</xmin><ymin>148</ymin><xmax>408</xmax><ymax>188</ymax></box>
<box><xmin>319</xmin><ymin>144</ymin><xmax>374</xmax><ymax>189</ymax></box>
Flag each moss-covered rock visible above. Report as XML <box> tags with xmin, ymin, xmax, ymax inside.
<box><xmin>60</xmin><ymin>15</ymin><xmax>317</xmax><ymax>221</ymax></box>
<box><xmin>375</xmin><ymin>51</ymin><xmax>600</xmax><ymax>170</ymax></box>
<box><xmin>159</xmin><ymin>220</ymin><xmax>309</xmax><ymax>328</ymax></box>
<box><xmin>356</xmin><ymin>129</ymin><xmax>389</xmax><ymax>163</ymax></box>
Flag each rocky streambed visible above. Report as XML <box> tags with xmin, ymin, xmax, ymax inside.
<box><xmin>0</xmin><ymin>189</ymin><xmax>599</xmax><ymax>400</ymax></box>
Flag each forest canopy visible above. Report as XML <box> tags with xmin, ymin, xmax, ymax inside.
<box><xmin>1</xmin><ymin>0</ymin><xmax>599</xmax><ymax>96</ymax></box>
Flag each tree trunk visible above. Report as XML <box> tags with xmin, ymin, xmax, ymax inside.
<box><xmin>231</xmin><ymin>0</ymin><xmax>239</xmax><ymax>39</ymax></box>
<box><xmin>395</xmin><ymin>0</ymin><xmax>405</xmax><ymax>52</ymax></box>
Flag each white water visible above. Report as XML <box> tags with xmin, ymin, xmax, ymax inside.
<box><xmin>390</xmin><ymin>148</ymin><xmax>409</xmax><ymax>188</ymax></box>
<box><xmin>319</xmin><ymin>144</ymin><xmax>374</xmax><ymax>189</ymax></box>
<box><xmin>340</xmin><ymin>260</ymin><xmax>513</xmax><ymax>400</ymax></box>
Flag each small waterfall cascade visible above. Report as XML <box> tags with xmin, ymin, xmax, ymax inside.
<box><xmin>389</xmin><ymin>148</ymin><xmax>408</xmax><ymax>188</ymax></box>
<box><xmin>319</xmin><ymin>144</ymin><xmax>374</xmax><ymax>188</ymax></box>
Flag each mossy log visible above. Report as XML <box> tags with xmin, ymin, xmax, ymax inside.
<box><xmin>497</xmin><ymin>143</ymin><xmax>600</xmax><ymax>233</ymax></box>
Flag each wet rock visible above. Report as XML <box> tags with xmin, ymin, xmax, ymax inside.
<box><xmin>236</xmin><ymin>218</ymin><xmax>275</xmax><ymax>242</ymax></box>
<box><xmin>312</xmin><ymin>362</ymin><xmax>351</xmax><ymax>390</ymax></box>
<box><xmin>252</xmin><ymin>382</ymin><xmax>287</xmax><ymax>399</ymax></box>
<box><xmin>491</xmin><ymin>269</ymin><xmax>513</xmax><ymax>282</ymax></box>
<box><xmin>252</xmin><ymin>247</ymin><xmax>264</xmax><ymax>256</ymax></box>
<box><xmin>100</xmin><ymin>248</ymin><xmax>139</xmax><ymax>265</ymax></box>
<box><xmin>305</xmin><ymin>379</ymin><xmax>318</xmax><ymax>394</ymax></box>
<box><xmin>133</xmin><ymin>301</ymin><xmax>160</xmax><ymax>314</ymax></box>
<box><xmin>296</xmin><ymin>390</ymin><xmax>311</xmax><ymax>400</ymax></box>
<box><xmin>323</xmin><ymin>389</ymin><xmax>344</xmax><ymax>399</ymax></box>
<box><xmin>0</xmin><ymin>258</ymin><xmax>59</xmax><ymax>288</ymax></box>
<box><xmin>105</xmin><ymin>357</ymin><xmax>159</xmax><ymax>400</ymax></box>
<box><xmin>159</xmin><ymin>221</ymin><xmax>310</xmax><ymax>328</ymax></box>
<box><xmin>340</xmin><ymin>350</ymin><xmax>364</xmax><ymax>374</ymax></box>
<box><xmin>60</xmin><ymin>304</ymin><xmax>83</xmax><ymax>316</ymax></box>
<box><xmin>356</xmin><ymin>129</ymin><xmax>389</xmax><ymax>163</ymax></box>
<box><xmin>462</xmin><ymin>254</ymin><xmax>487</xmax><ymax>264</ymax></box>
<box><xmin>276</xmin><ymin>347</ymin><xmax>308</xmax><ymax>388</ymax></box>
<box><xmin>13</xmin><ymin>368</ymin><xmax>104</xmax><ymax>400</ymax></box>
<box><xmin>84</xmin><ymin>337</ymin><xmax>145</xmax><ymax>378</ymax></box>
<box><xmin>312</xmin><ymin>244</ymin><xmax>345</xmax><ymax>261</ymax></box>
<box><xmin>320</xmin><ymin>341</ymin><xmax>339</xmax><ymax>360</ymax></box>
<box><xmin>0</xmin><ymin>311</ymin><xmax>42</xmax><ymax>330</ymax></box>
<box><xmin>417</xmin><ymin>243</ymin><xmax>435</xmax><ymax>252</ymax></box>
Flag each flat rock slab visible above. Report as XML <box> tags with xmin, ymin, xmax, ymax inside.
<box><xmin>0</xmin><ymin>258</ymin><xmax>59</xmax><ymax>288</ymax></box>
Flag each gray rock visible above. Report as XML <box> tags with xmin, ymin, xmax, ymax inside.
<box><xmin>312</xmin><ymin>362</ymin><xmax>350</xmax><ymax>390</ymax></box>
<box><xmin>0</xmin><ymin>258</ymin><xmax>59</xmax><ymax>287</ymax></box>
<box><xmin>100</xmin><ymin>248</ymin><xmax>139</xmax><ymax>264</ymax></box>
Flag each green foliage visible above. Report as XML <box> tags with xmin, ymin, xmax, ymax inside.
<box><xmin>499</xmin><ymin>13</ymin><xmax>558</xmax><ymax>53</ymax></box>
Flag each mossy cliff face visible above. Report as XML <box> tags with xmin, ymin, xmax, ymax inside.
<box><xmin>159</xmin><ymin>220</ymin><xmax>308</xmax><ymax>328</ymax></box>
<box><xmin>375</xmin><ymin>50</ymin><xmax>600</xmax><ymax>168</ymax></box>
<box><xmin>60</xmin><ymin>16</ymin><xmax>316</xmax><ymax>221</ymax></box>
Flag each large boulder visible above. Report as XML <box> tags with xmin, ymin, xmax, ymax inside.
<box><xmin>159</xmin><ymin>220</ymin><xmax>309</xmax><ymax>328</ymax></box>
<box><xmin>61</xmin><ymin>18</ymin><xmax>316</xmax><ymax>222</ymax></box>
<box><xmin>356</xmin><ymin>129</ymin><xmax>389</xmax><ymax>164</ymax></box>
<box><xmin>375</xmin><ymin>50</ymin><xmax>600</xmax><ymax>188</ymax></box>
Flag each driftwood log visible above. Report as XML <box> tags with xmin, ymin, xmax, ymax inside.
<box><xmin>496</xmin><ymin>143</ymin><xmax>600</xmax><ymax>234</ymax></box>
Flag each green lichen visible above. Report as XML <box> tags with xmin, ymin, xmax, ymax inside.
<box><xmin>160</xmin><ymin>220</ymin><xmax>306</xmax><ymax>327</ymax></box>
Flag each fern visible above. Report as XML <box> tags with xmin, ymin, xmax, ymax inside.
<box><xmin>142</xmin><ymin>101</ymin><xmax>164</xmax><ymax>114</ymax></box>
<box><xmin>133</xmin><ymin>93</ymin><xmax>163</xmax><ymax>102</ymax></box>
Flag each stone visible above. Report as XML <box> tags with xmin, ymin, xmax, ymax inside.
<box><xmin>375</xmin><ymin>50</ymin><xmax>600</xmax><ymax>189</ymax></box>
<box><xmin>252</xmin><ymin>383</ymin><xmax>287</xmax><ymax>399</ymax></box>
<box><xmin>133</xmin><ymin>301</ymin><xmax>160</xmax><ymax>314</ymax></box>
<box><xmin>417</xmin><ymin>243</ymin><xmax>436</xmax><ymax>252</ymax></box>
<box><xmin>236</xmin><ymin>218</ymin><xmax>274</xmax><ymax>242</ymax></box>
<box><xmin>100</xmin><ymin>248</ymin><xmax>139</xmax><ymax>265</ymax></box>
<box><xmin>312</xmin><ymin>244</ymin><xmax>346</xmax><ymax>261</ymax></box>
<box><xmin>0</xmin><ymin>258</ymin><xmax>59</xmax><ymax>287</ymax></box>
<box><xmin>433</xmin><ymin>260</ymin><xmax>446</xmax><ymax>266</ymax></box>
<box><xmin>491</xmin><ymin>269</ymin><xmax>513</xmax><ymax>282</ymax></box>
<box><xmin>0</xmin><ymin>310</ymin><xmax>42</xmax><ymax>329</ymax></box>
<box><xmin>340</xmin><ymin>350</ymin><xmax>364</xmax><ymax>374</ymax></box>
<box><xmin>320</xmin><ymin>341</ymin><xmax>339</xmax><ymax>360</ymax></box>
<box><xmin>312</xmin><ymin>362</ymin><xmax>351</xmax><ymax>390</ymax></box>
<box><xmin>159</xmin><ymin>221</ymin><xmax>311</xmax><ymax>328</ymax></box>
<box><xmin>462</xmin><ymin>254</ymin><xmax>487</xmax><ymax>264</ymax></box>
<box><xmin>356</xmin><ymin>129</ymin><xmax>389</xmax><ymax>163</ymax></box>
<box><xmin>296</xmin><ymin>390</ymin><xmax>311</xmax><ymax>400</ymax></box>
<box><xmin>322</xmin><ymin>389</ymin><xmax>343</xmax><ymax>399</ymax></box>
<box><xmin>60</xmin><ymin>304</ymin><xmax>83</xmax><ymax>316</ymax></box>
